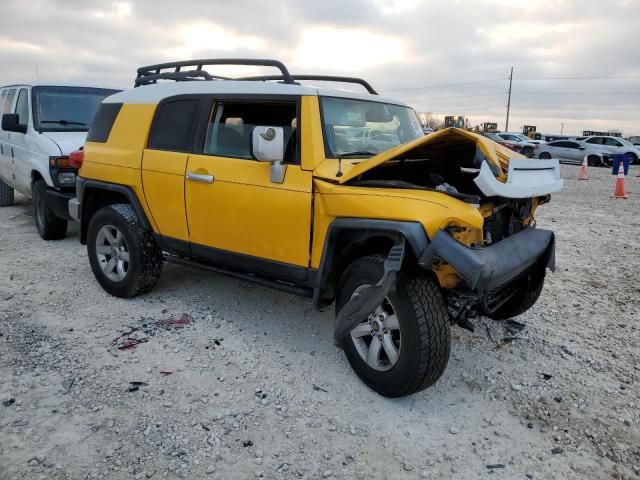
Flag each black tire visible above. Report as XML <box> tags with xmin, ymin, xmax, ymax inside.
<box><xmin>522</xmin><ymin>147</ymin><xmax>534</xmax><ymax>158</ymax></box>
<box><xmin>0</xmin><ymin>178</ymin><xmax>14</xmax><ymax>206</ymax></box>
<box><xmin>335</xmin><ymin>256</ymin><xmax>451</xmax><ymax>397</ymax></box>
<box><xmin>484</xmin><ymin>266</ymin><xmax>546</xmax><ymax>320</ymax></box>
<box><xmin>33</xmin><ymin>179</ymin><xmax>67</xmax><ymax>240</ymax></box>
<box><xmin>626</xmin><ymin>152</ymin><xmax>638</xmax><ymax>165</ymax></box>
<box><xmin>87</xmin><ymin>204</ymin><xmax>162</xmax><ymax>298</ymax></box>
<box><xmin>538</xmin><ymin>152</ymin><xmax>551</xmax><ymax>159</ymax></box>
<box><xmin>587</xmin><ymin>155</ymin><xmax>600</xmax><ymax>167</ymax></box>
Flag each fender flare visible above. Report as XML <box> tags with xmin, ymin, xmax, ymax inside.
<box><xmin>78</xmin><ymin>179</ymin><xmax>152</xmax><ymax>244</ymax></box>
<box><xmin>312</xmin><ymin>218</ymin><xmax>430</xmax><ymax>310</ymax></box>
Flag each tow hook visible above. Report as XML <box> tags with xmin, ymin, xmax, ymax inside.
<box><xmin>333</xmin><ymin>239</ymin><xmax>406</xmax><ymax>347</ymax></box>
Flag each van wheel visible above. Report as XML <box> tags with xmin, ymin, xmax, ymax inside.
<box><xmin>87</xmin><ymin>204</ymin><xmax>163</xmax><ymax>298</ymax></box>
<box><xmin>33</xmin><ymin>179</ymin><xmax>67</xmax><ymax>240</ymax></box>
<box><xmin>0</xmin><ymin>178</ymin><xmax>14</xmax><ymax>206</ymax></box>
<box><xmin>335</xmin><ymin>255</ymin><xmax>451</xmax><ymax>397</ymax></box>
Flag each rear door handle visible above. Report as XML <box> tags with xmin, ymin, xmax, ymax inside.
<box><xmin>186</xmin><ymin>172</ymin><xmax>214</xmax><ymax>183</ymax></box>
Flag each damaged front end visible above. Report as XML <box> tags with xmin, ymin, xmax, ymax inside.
<box><xmin>323</xmin><ymin>128</ymin><xmax>562</xmax><ymax>334</ymax></box>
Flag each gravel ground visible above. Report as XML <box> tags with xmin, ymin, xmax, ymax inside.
<box><xmin>0</xmin><ymin>164</ymin><xmax>639</xmax><ymax>480</ymax></box>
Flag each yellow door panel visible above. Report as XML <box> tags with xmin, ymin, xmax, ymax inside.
<box><xmin>141</xmin><ymin>149</ymin><xmax>189</xmax><ymax>241</ymax></box>
<box><xmin>185</xmin><ymin>154</ymin><xmax>312</xmax><ymax>266</ymax></box>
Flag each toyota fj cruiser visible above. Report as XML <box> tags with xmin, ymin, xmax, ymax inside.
<box><xmin>70</xmin><ymin>59</ymin><xmax>563</xmax><ymax>397</ymax></box>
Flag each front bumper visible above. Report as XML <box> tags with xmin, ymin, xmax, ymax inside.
<box><xmin>419</xmin><ymin>227</ymin><xmax>555</xmax><ymax>294</ymax></box>
<box><xmin>45</xmin><ymin>189</ymin><xmax>75</xmax><ymax>221</ymax></box>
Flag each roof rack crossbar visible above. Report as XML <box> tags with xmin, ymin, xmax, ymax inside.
<box><xmin>135</xmin><ymin>58</ymin><xmax>294</xmax><ymax>87</ymax></box>
<box><xmin>237</xmin><ymin>74</ymin><xmax>378</xmax><ymax>95</ymax></box>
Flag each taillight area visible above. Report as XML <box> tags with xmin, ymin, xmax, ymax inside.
<box><xmin>69</xmin><ymin>150</ymin><xmax>84</xmax><ymax>169</ymax></box>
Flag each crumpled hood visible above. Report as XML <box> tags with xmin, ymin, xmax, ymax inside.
<box><xmin>313</xmin><ymin>128</ymin><xmax>521</xmax><ymax>183</ymax></box>
<box><xmin>42</xmin><ymin>131</ymin><xmax>87</xmax><ymax>156</ymax></box>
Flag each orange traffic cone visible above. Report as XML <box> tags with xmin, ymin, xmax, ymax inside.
<box><xmin>578</xmin><ymin>155</ymin><xmax>590</xmax><ymax>180</ymax></box>
<box><xmin>612</xmin><ymin>164</ymin><xmax>629</xmax><ymax>199</ymax></box>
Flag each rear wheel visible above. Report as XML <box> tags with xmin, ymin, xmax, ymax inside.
<box><xmin>587</xmin><ymin>155</ymin><xmax>600</xmax><ymax>167</ymax></box>
<box><xmin>33</xmin><ymin>179</ymin><xmax>67</xmax><ymax>240</ymax></box>
<box><xmin>627</xmin><ymin>152</ymin><xmax>638</xmax><ymax>165</ymax></box>
<box><xmin>87</xmin><ymin>204</ymin><xmax>162</xmax><ymax>298</ymax></box>
<box><xmin>538</xmin><ymin>152</ymin><xmax>551</xmax><ymax>159</ymax></box>
<box><xmin>336</xmin><ymin>256</ymin><xmax>451</xmax><ymax>397</ymax></box>
<box><xmin>0</xmin><ymin>178</ymin><xmax>14</xmax><ymax>206</ymax></box>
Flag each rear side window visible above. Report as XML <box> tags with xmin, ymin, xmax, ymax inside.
<box><xmin>586</xmin><ymin>137</ymin><xmax>602</xmax><ymax>145</ymax></box>
<box><xmin>148</xmin><ymin>99</ymin><xmax>199</xmax><ymax>152</ymax></box>
<box><xmin>2</xmin><ymin>89</ymin><xmax>16</xmax><ymax>114</ymax></box>
<box><xmin>87</xmin><ymin>103</ymin><xmax>122</xmax><ymax>143</ymax></box>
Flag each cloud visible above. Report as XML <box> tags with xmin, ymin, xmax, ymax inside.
<box><xmin>0</xmin><ymin>0</ymin><xmax>637</xmax><ymax>135</ymax></box>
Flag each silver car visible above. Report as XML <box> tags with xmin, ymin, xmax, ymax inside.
<box><xmin>536</xmin><ymin>139</ymin><xmax>608</xmax><ymax>166</ymax></box>
<box><xmin>575</xmin><ymin>136</ymin><xmax>640</xmax><ymax>164</ymax></box>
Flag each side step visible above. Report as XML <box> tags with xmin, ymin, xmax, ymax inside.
<box><xmin>164</xmin><ymin>254</ymin><xmax>314</xmax><ymax>298</ymax></box>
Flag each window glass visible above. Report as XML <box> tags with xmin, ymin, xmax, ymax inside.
<box><xmin>604</xmin><ymin>137</ymin><xmax>622</xmax><ymax>147</ymax></box>
<box><xmin>148</xmin><ymin>99</ymin><xmax>199</xmax><ymax>152</ymax></box>
<box><xmin>14</xmin><ymin>89</ymin><xmax>29</xmax><ymax>126</ymax></box>
<box><xmin>0</xmin><ymin>90</ymin><xmax>7</xmax><ymax>115</ymax></box>
<box><xmin>87</xmin><ymin>103</ymin><xmax>122</xmax><ymax>143</ymax></box>
<box><xmin>32</xmin><ymin>86</ymin><xmax>119</xmax><ymax>132</ymax></box>
<box><xmin>547</xmin><ymin>141</ymin><xmax>562</xmax><ymax>147</ymax></box>
<box><xmin>320</xmin><ymin>96</ymin><xmax>423</xmax><ymax>157</ymax></box>
<box><xmin>565</xmin><ymin>142</ymin><xmax>578</xmax><ymax>149</ymax></box>
<box><xmin>586</xmin><ymin>137</ymin><xmax>603</xmax><ymax>145</ymax></box>
<box><xmin>203</xmin><ymin>101</ymin><xmax>298</xmax><ymax>163</ymax></box>
<box><xmin>3</xmin><ymin>89</ymin><xmax>16</xmax><ymax>114</ymax></box>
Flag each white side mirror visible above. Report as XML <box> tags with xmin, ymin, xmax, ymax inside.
<box><xmin>252</xmin><ymin>126</ymin><xmax>286</xmax><ymax>183</ymax></box>
<box><xmin>252</xmin><ymin>126</ymin><xmax>284</xmax><ymax>163</ymax></box>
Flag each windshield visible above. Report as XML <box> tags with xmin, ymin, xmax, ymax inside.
<box><xmin>514</xmin><ymin>134</ymin><xmax>531</xmax><ymax>142</ymax></box>
<box><xmin>320</xmin><ymin>96</ymin><xmax>424</xmax><ymax>157</ymax></box>
<box><xmin>32</xmin><ymin>86</ymin><xmax>120</xmax><ymax>132</ymax></box>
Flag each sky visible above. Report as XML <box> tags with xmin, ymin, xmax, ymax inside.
<box><xmin>0</xmin><ymin>0</ymin><xmax>638</xmax><ymax>136</ymax></box>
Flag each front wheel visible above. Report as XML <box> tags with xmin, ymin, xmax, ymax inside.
<box><xmin>87</xmin><ymin>204</ymin><xmax>163</xmax><ymax>298</ymax></box>
<box><xmin>627</xmin><ymin>152</ymin><xmax>638</xmax><ymax>165</ymax></box>
<box><xmin>587</xmin><ymin>155</ymin><xmax>601</xmax><ymax>167</ymax></box>
<box><xmin>522</xmin><ymin>147</ymin><xmax>534</xmax><ymax>158</ymax></box>
<box><xmin>538</xmin><ymin>152</ymin><xmax>551</xmax><ymax>159</ymax></box>
<box><xmin>33</xmin><ymin>179</ymin><xmax>67</xmax><ymax>240</ymax></box>
<box><xmin>335</xmin><ymin>256</ymin><xmax>451</xmax><ymax>397</ymax></box>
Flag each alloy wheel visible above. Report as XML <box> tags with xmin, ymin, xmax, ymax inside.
<box><xmin>95</xmin><ymin>225</ymin><xmax>130</xmax><ymax>282</ymax></box>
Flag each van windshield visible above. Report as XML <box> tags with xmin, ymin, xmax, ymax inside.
<box><xmin>32</xmin><ymin>86</ymin><xmax>119</xmax><ymax>132</ymax></box>
<box><xmin>320</xmin><ymin>96</ymin><xmax>424</xmax><ymax>158</ymax></box>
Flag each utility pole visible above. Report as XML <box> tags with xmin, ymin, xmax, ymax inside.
<box><xmin>505</xmin><ymin>66</ymin><xmax>513</xmax><ymax>132</ymax></box>
<box><xmin>560</xmin><ymin>123</ymin><xmax>564</xmax><ymax>135</ymax></box>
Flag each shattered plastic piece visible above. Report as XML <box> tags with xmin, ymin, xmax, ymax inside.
<box><xmin>312</xmin><ymin>384</ymin><xmax>328</xmax><ymax>393</ymax></box>
<box><xmin>155</xmin><ymin>313</ymin><xmax>192</xmax><ymax>329</ymax></box>
<box><xmin>160</xmin><ymin>371</ymin><xmax>173</xmax><ymax>376</ymax></box>
<box><xmin>2</xmin><ymin>398</ymin><xmax>15</xmax><ymax>407</ymax></box>
<box><xmin>127</xmin><ymin>381</ymin><xmax>148</xmax><ymax>392</ymax></box>
<box><xmin>118</xmin><ymin>339</ymin><xmax>144</xmax><ymax>351</ymax></box>
<box><xmin>486</xmin><ymin>464</ymin><xmax>505</xmax><ymax>469</ymax></box>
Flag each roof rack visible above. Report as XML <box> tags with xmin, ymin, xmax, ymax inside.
<box><xmin>134</xmin><ymin>58</ymin><xmax>294</xmax><ymax>87</ymax></box>
<box><xmin>237</xmin><ymin>75</ymin><xmax>378</xmax><ymax>95</ymax></box>
<box><xmin>133</xmin><ymin>59</ymin><xmax>378</xmax><ymax>95</ymax></box>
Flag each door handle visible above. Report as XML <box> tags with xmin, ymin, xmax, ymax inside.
<box><xmin>186</xmin><ymin>172</ymin><xmax>214</xmax><ymax>183</ymax></box>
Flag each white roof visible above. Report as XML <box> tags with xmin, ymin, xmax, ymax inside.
<box><xmin>104</xmin><ymin>80</ymin><xmax>410</xmax><ymax>107</ymax></box>
<box><xmin>0</xmin><ymin>83</ymin><xmax>121</xmax><ymax>90</ymax></box>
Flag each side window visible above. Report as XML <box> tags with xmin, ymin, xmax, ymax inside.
<box><xmin>0</xmin><ymin>90</ymin><xmax>7</xmax><ymax>116</ymax></box>
<box><xmin>14</xmin><ymin>89</ymin><xmax>29</xmax><ymax>126</ymax></box>
<box><xmin>2</xmin><ymin>89</ymin><xmax>16</xmax><ymax>114</ymax></box>
<box><xmin>604</xmin><ymin>138</ymin><xmax>622</xmax><ymax>147</ymax></box>
<box><xmin>148</xmin><ymin>99</ymin><xmax>199</xmax><ymax>152</ymax></box>
<box><xmin>203</xmin><ymin>101</ymin><xmax>298</xmax><ymax>163</ymax></box>
<box><xmin>565</xmin><ymin>142</ymin><xmax>578</xmax><ymax>149</ymax></box>
<box><xmin>87</xmin><ymin>103</ymin><xmax>122</xmax><ymax>143</ymax></box>
<box><xmin>552</xmin><ymin>141</ymin><xmax>568</xmax><ymax>147</ymax></box>
<box><xmin>586</xmin><ymin>137</ymin><xmax>602</xmax><ymax>145</ymax></box>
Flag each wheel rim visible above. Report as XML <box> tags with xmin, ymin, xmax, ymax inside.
<box><xmin>349</xmin><ymin>285</ymin><xmax>401</xmax><ymax>372</ymax></box>
<box><xmin>95</xmin><ymin>225</ymin><xmax>130</xmax><ymax>282</ymax></box>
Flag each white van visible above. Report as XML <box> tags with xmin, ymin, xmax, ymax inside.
<box><xmin>0</xmin><ymin>84</ymin><xmax>119</xmax><ymax>239</ymax></box>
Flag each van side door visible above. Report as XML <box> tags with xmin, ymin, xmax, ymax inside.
<box><xmin>10</xmin><ymin>88</ymin><xmax>31</xmax><ymax>193</ymax></box>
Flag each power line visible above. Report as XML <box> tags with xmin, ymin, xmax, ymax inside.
<box><xmin>380</xmin><ymin>78</ymin><xmax>507</xmax><ymax>92</ymax></box>
<box><xmin>517</xmin><ymin>75</ymin><xmax>640</xmax><ymax>81</ymax></box>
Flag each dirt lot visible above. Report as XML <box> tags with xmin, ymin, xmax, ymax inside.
<box><xmin>0</xmin><ymin>164</ymin><xmax>639</xmax><ymax>480</ymax></box>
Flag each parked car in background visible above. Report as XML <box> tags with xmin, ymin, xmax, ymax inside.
<box><xmin>536</xmin><ymin>139</ymin><xmax>608</xmax><ymax>166</ymax></box>
<box><xmin>628</xmin><ymin>136</ymin><xmax>640</xmax><ymax>146</ymax></box>
<box><xmin>574</xmin><ymin>135</ymin><xmax>640</xmax><ymax>164</ymax></box>
<box><xmin>494</xmin><ymin>132</ymin><xmax>539</xmax><ymax>157</ymax></box>
<box><xmin>0</xmin><ymin>84</ymin><xmax>119</xmax><ymax>239</ymax></box>
<box><xmin>482</xmin><ymin>132</ymin><xmax>529</xmax><ymax>156</ymax></box>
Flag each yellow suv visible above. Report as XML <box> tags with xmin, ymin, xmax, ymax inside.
<box><xmin>69</xmin><ymin>59</ymin><xmax>563</xmax><ymax>397</ymax></box>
